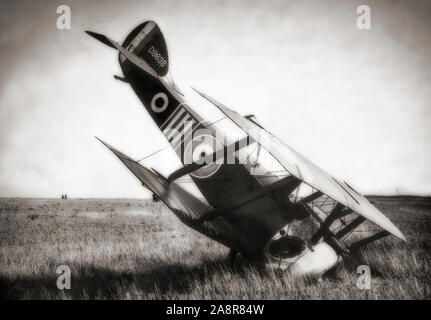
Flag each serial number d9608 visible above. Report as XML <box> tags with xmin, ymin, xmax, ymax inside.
<box><xmin>210</xmin><ymin>304</ymin><xmax>264</xmax><ymax>315</ymax></box>
<box><xmin>148</xmin><ymin>46</ymin><xmax>167</xmax><ymax>68</ymax></box>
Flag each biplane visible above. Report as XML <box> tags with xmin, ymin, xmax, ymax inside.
<box><xmin>86</xmin><ymin>21</ymin><xmax>406</xmax><ymax>277</ymax></box>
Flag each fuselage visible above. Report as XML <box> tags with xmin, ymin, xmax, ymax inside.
<box><xmin>118</xmin><ymin>22</ymin><xmax>303</xmax><ymax>258</ymax></box>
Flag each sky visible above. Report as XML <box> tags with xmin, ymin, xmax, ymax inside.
<box><xmin>0</xmin><ymin>0</ymin><xmax>430</xmax><ymax>198</ymax></box>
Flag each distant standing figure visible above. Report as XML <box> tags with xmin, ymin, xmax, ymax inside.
<box><xmin>61</xmin><ymin>194</ymin><xmax>64</xmax><ymax>199</ymax></box>
<box><xmin>65</xmin><ymin>194</ymin><xmax>68</xmax><ymax>200</ymax></box>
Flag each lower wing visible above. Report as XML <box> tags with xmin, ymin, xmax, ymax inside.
<box><xmin>96</xmin><ymin>137</ymin><xmax>243</xmax><ymax>251</ymax></box>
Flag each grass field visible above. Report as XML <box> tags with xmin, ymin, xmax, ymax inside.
<box><xmin>0</xmin><ymin>196</ymin><xmax>430</xmax><ymax>299</ymax></box>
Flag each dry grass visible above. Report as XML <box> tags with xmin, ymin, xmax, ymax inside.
<box><xmin>0</xmin><ymin>196</ymin><xmax>430</xmax><ymax>299</ymax></box>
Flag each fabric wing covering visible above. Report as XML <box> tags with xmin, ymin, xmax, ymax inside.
<box><xmin>193</xmin><ymin>88</ymin><xmax>406</xmax><ymax>241</ymax></box>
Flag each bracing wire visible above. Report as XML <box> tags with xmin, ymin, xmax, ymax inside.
<box><xmin>136</xmin><ymin>116</ymin><xmax>227</xmax><ymax>163</ymax></box>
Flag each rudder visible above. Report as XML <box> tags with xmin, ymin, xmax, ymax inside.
<box><xmin>119</xmin><ymin>21</ymin><xmax>169</xmax><ymax>77</ymax></box>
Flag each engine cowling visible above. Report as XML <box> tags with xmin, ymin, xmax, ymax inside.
<box><xmin>264</xmin><ymin>229</ymin><xmax>340</xmax><ymax>277</ymax></box>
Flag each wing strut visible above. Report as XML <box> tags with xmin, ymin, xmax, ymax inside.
<box><xmin>303</xmin><ymin>205</ymin><xmax>350</xmax><ymax>258</ymax></box>
<box><xmin>348</xmin><ymin>231</ymin><xmax>390</xmax><ymax>251</ymax></box>
<box><xmin>297</xmin><ymin>191</ymin><xmax>323</xmax><ymax>204</ymax></box>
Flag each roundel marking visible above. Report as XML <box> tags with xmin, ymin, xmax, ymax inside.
<box><xmin>184</xmin><ymin>134</ymin><xmax>223</xmax><ymax>179</ymax></box>
<box><xmin>151</xmin><ymin>92</ymin><xmax>169</xmax><ymax>113</ymax></box>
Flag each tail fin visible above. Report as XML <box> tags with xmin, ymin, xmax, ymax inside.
<box><xmin>120</xmin><ymin>21</ymin><xmax>169</xmax><ymax>77</ymax></box>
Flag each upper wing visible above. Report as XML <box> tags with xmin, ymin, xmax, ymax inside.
<box><xmin>192</xmin><ymin>88</ymin><xmax>406</xmax><ymax>241</ymax></box>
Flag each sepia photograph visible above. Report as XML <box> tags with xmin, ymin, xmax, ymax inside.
<box><xmin>0</xmin><ymin>0</ymin><xmax>430</xmax><ymax>306</ymax></box>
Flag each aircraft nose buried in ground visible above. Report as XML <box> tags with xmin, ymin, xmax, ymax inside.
<box><xmin>87</xmin><ymin>21</ymin><xmax>405</xmax><ymax>278</ymax></box>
